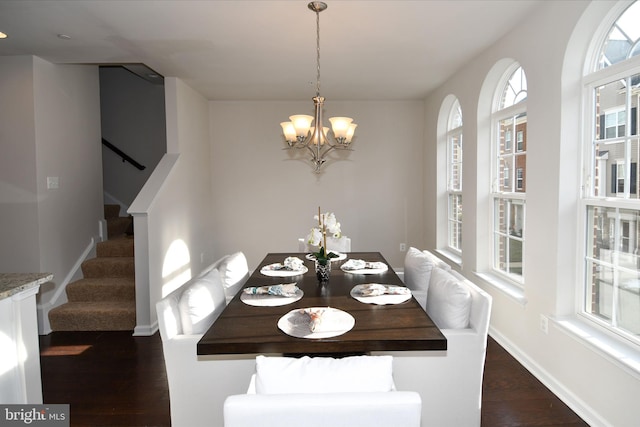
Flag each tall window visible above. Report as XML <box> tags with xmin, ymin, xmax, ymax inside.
<box><xmin>492</xmin><ymin>65</ymin><xmax>527</xmax><ymax>282</ymax></box>
<box><xmin>583</xmin><ymin>1</ymin><xmax>640</xmax><ymax>341</ymax></box>
<box><xmin>447</xmin><ymin>99</ymin><xmax>463</xmax><ymax>253</ymax></box>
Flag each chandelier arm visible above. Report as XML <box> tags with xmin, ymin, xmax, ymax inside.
<box><xmin>304</xmin><ymin>143</ymin><xmax>321</xmax><ymax>163</ymax></box>
<box><xmin>301</xmin><ymin>134</ymin><xmax>313</xmax><ymax>147</ymax></box>
<box><xmin>321</xmin><ymin>144</ymin><xmax>337</xmax><ymax>156</ymax></box>
<box><xmin>323</xmin><ymin>143</ymin><xmax>355</xmax><ymax>154</ymax></box>
<box><xmin>314</xmin><ymin>143</ymin><xmax>337</xmax><ymax>162</ymax></box>
<box><xmin>284</xmin><ymin>137</ymin><xmax>312</xmax><ymax>150</ymax></box>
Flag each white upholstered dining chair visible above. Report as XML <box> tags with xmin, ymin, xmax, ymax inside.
<box><xmin>223</xmin><ymin>355</ymin><xmax>422</xmax><ymax>427</ymax></box>
<box><xmin>156</xmin><ymin>253</ymin><xmax>254</xmax><ymax>427</ymax></box>
<box><xmin>384</xmin><ymin>248</ymin><xmax>493</xmax><ymax>426</ymax></box>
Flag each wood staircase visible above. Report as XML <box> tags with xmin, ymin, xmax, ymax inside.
<box><xmin>48</xmin><ymin>205</ymin><xmax>136</xmax><ymax>331</ymax></box>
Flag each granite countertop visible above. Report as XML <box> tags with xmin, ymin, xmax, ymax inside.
<box><xmin>0</xmin><ymin>273</ymin><xmax>52</xmax><ymax>300</ymax></box>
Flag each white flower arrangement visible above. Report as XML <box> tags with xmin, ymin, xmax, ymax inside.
<box><xmin>306</xmin><ymin>208</ymin><xmax>342</xmax><ymax>265</ymax></box>
<box><xmin>306</xmin><ymin>211</ymin><xmax>342</xmax><ymax>247</ymax></box>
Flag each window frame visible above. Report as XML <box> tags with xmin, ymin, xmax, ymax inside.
<box><xmin>580</xmin><ymin>43</ymin><xmax>640</xmax><ymax>346</ymax></box>
<box><xmin>490</xmin><ymin>65</ymin><xmax>528</xmax><ymax>286</ymax></box>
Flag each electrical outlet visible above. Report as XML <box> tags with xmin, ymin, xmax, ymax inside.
<box><xmin>539</xmin><ymin>314</ymin><xmax>549</xmax><ymax>334</ymax></box>
<box><xmin>400</xmin><ymin>243</ymin><xmax>406</xmax><ymax>252</ymax></box>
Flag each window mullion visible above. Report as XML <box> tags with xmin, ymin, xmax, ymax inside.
<box><xmin>623</xmin><ymin>75</ymin><xmax>632</xmax><ymax>197</ymax></box>
<box><xmin>612</xmin><ymin>209</ymin><xmax>621</xmax><ymax>328</ymax></box>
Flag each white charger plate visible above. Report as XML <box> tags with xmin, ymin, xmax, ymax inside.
<box><xmin>278</xmin><ymin>307</ymin><xmax>355</xmax><ymax>339</ymax></box>
<box><xmin>350</xmin><ymin>284</ymin><xmax>412</xmax><ymax>305</ymax></box>
<box><xmin>340</xmin><ymin>263</ymin><xmax>388</xmax><ymax>275</ymax></box>
<box><xmin>240</xmin><ymin>288</ymin><xmax>304</xmax><ymax>307</ymax></box>
<box><xmin>260</xmin><ymin>264</ymin><xmax>308</xmax><ymax>277</ymax></box>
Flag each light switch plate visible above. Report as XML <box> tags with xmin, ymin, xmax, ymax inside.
<box><xmin>47</xmin><ymin>176</ymin><xmax>59</xmax><ymax>189</ymax></box>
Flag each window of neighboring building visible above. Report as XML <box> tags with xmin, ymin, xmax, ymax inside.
<box><xmin>447</xmin><ymin>98</ymin><xmax>463</xmax><ymax>254</ymax></box>
<box><xmin>516</xmin><ymin>168</ymin><xmax>524</xmax><ymax>190</ymax></box>
<box><xmin>492</xmin><ymin>65</ymin><xmax>527</xmax><ymax>283</ymax></box>
<box><xmin>603</xmin><ymin>108</ymin><xmax>627</xmax><ymax>139</ymax></box>
<box><xmin>583</xmin><ymin>1</ymin><xmax>640</xmax><ymax>343</ymax></box>
<box><xmin>516</xmin><ymin>130</ymin><xmax>524</xmax><ymax>151</ymax></box>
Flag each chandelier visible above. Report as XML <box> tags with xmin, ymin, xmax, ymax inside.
<box><xmin>280</xmin><ymin>2</ymin><xmax>357</xmax><ymax>173</ymax></box>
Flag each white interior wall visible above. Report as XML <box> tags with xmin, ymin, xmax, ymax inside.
<box><xmin>209</xmin><ymin>100</ymin><xmax>425</xmax><ymax>269</ymax></box>
<box><xmin>0</xmin><ymin>56</ymin><xmax>41</xmax><ymax>273</ymax></box>
<box><xmin>0</xmin><ymin>56</ymin><xmax>103</xmax><ymax>334</ymax></box>
<box><xmin>129</xmin><ymin>77</ymin><xmax>214</xmax><ymax>333</ymax></box>
<box><xmin>424</xmin><ymin>1</ymin><xmax>640</xmax><ymax>426</ymax></box>
<box><xmin>32</xmin><ymin>58</ymin><xmax>103</xmax><ymax>306</ymax></box>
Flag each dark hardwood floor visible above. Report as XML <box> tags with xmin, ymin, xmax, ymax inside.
<box><xmin>39</xmin><ymin>332</ymin><xmax>589</xmax><ymax>427</ymax></box>
<box><xmin>482</xmin><ymin>339</ymin><xmax>589</xmax><ymax>427</ymax></box>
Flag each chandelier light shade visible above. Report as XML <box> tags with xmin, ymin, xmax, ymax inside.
<box><xmin>280</xmin><ymin>1</ymin><xmax>357</xmax><ymax>173</ymax></box>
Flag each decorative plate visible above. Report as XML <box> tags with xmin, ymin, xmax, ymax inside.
<box><xmin>350</xmin><ymin>284</ymin><xmax>412</xmax><ymax>305</ymax></box>
<box><xmin>277</xmin><ymin>307</ymin><xmax>355</xmax><ymax>339</ymax></box>
<box><xmin>241</xmin><ymin>287</ymin><xmax>304</xmax><ymax>307</ymax></box>
<box><xmin>260</xmin><ymin>263</ymin><xmax>308</xmax><ymax>277</ymax></box>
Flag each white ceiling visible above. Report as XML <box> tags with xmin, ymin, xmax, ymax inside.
<box><xmin>0</xmin><ymin>0</ymin><xmax>543</xmax><ymax>101</ymax></box>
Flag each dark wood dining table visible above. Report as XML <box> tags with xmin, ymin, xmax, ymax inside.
<box><xmin>197</xmin><ymin>252</ymin><xmax>446</xmax><ymax>356</ymax></box>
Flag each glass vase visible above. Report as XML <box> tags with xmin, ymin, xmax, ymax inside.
<box><xmin>315</xmin><ymin>260</ymin><xmax>331</xmax><ymax>283</ymax></box>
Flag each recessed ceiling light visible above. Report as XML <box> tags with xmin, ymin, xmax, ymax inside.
<box><xmin>0</xmin><ymin>32</ymin><xmax>8</xmax><ymax>39</ymax></box>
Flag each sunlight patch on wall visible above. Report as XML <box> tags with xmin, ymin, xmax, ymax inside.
<box><xmin>162</xmin><ymin>239</ymin><xmax>191</xmax><ymax>297</ymax></box>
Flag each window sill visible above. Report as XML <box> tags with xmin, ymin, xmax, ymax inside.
<box><xmin>553</xmin><ymin>316</ymin><xmax>640</xmax><ymax>379</ymax></box>
<box><xmin>473</xmin><ymin>271</ymin><xmax>528</xmax><ymax>306</ymax></box>
<box><xmin>435</xmin><ymin>248</ymin><xmax>461</xmax><ymax>266</ymax></box>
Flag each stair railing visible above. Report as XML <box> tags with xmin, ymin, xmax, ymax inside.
<box><xmin>102</xmin><ymin>138</ymin><xmax>146</xmax><ymax>170</ymax></box>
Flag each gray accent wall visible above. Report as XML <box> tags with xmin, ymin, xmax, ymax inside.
<box><xmin>100</xmin><ymin>66</ymin><xmax>166</xmax><ymax>209</ymax></box>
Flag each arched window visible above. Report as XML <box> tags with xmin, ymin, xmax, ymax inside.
<box><xmin>492</xmin><ymin>64</ymin><xmax>527</xmax><ymax>283</ymax></box>
<box><xmin>583</xmin><ymin>1</ymin><xmax>640</xmax><ymax>341</ymax></box>
<box><xmin>598</xmin><ymin>1</ymin><xmax>640</xmax><ymax>69</ymax></box>
<box><xmin>447</xmin><ymin>99</ymin><xmax>463</xmax><ymax>253</ymax></box>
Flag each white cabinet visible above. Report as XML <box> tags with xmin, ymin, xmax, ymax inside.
<box><xmin>0</xmin><ymin>273</ymin><xmax>51</xmax><ymax>404</ymax></box>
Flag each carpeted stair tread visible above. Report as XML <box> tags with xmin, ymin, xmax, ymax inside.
<box><xmin>97</xmin><ymin>236</ymin><xmax>134</xmax><ymax>257</ymax></box>
<box><xmin>82</xmin><ymin>257</ymin><xmax>134</xmax><ymax>278</ymax></box>
<box><xmin>48</xmin><ymin>204</ymin><xmax>137</xmax><ymax>332</ymax></box>
<box><xmin>48</xmin><ymin>301</ymin><xmax>135</xmax><ymax>331</ymax></box>
<box><xmin>66</xmin><ymin>278</ymin><xmax>135</xmax><ymax>302</ymax></box>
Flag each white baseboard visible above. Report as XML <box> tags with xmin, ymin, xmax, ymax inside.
<box><xmin>134</xmin><ymin>320</ymin><xmax>158</xmax><ymax>337</ymax></box>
